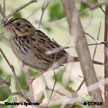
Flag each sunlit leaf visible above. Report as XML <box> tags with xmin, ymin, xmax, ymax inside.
<box><xmin>53</xmin><ymin>69</ymin><xmax>64</xmax><ymax>83</ymax></box>
<box><xmin>66</xmin><ymin>86</ymin><xmax>74</xmax><ymax>93</ymax></box>
<box><xmin>39</xmin><ymin>93</ymin><xmax>45</xmax><ymax>104</ymax></box>
<box><xmin>13</xmin><ymin>12</ymin><xmax>22</xmax><ymax>18</ymax></box>
<box><xmin>29</xmin><ymin>68</ymin><xmax>40</xmax><ymax>77</ymax></box>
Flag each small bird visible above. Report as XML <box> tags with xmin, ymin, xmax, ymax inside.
<box><xmin>4</xmin><ymin>18</ymin><xmax>79</xmax><ymax>71</ymax></box>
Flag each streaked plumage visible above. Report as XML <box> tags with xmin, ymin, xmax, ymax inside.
<box><xmin>5</xmin><ymin>18</ymin><xmax>78</xmax><ymax>71</ymax></box>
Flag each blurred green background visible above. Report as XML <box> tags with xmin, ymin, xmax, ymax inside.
<box><xmin>0</xmin><ymin>0</ymin><xmax>104</xmax><ymax>108</ymax></box>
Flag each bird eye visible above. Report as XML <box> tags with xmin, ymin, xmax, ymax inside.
<box><xmin>16</xmin><ymin>23</ymin><xmax>21</xmax><ymax>26</ymax></box>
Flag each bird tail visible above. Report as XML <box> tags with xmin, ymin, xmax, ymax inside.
<box><xmin>65</xmin><ymin>56</ymin><xmax>103</xmax><ymax>65</ymax></box>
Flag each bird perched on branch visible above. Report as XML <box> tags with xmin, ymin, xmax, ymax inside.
<box><xmin>4</xmin><ymin>18</ymin><xmax>79</xmax><ymax>71</ymax></box>
<box><xmin>4</xmin><ymin>18</ymin><xmax>102</xmax><ymax>71</ymax></box>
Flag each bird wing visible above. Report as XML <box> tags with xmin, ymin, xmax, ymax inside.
<box><xmin>30</xmin><ymin>30</ymin><xmax>67</xmax><ymax>62</ymax></box>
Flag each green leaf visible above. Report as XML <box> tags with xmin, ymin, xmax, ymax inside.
<box><xmin>80</xmin><ymin>3</ymin><xmax>88</xmax><ymax>12</ymax></box>
<box><xmin>48</xmin><ymin>1</ymin><xmax>65</xmax><ymax>21</ymax></box>
<box><xmin>80</xmin><ymin>3</ymin><xmax>89</xmax><ymax>17</ymax></box>
<box><xmin>18</xmin><ymin>72</ymin><xmax>28</xmax><ymax>91</ymax></box>
<box><xmin>68</xmin><ymin>79</ymin><xmax>73</xmax><ymax>85</ymax></box>
<box><xmin>2</xmin><ymin>97</ymin><xmax>17</xmax><ymax>108</ymax></box>
<box><xmin>13</xmin><ymin>12</ymin><xmax>22</xmax><ymax>18</ymax></box>
<box><xmin>66</xmin><ymin>86</ymin><xmax>74</xmax><ymax>93</ymax></box>
<box><xmin>29</xmin><ymin>68</ymin><xmax>40</xmax><ymax>77</ymax></box>
<box><xmin>49</xmin><ymin>104</ymin><xmax>61</xmax><ymax>108</ymax></box>
<box><xmin>39</xmin><ymin>94</ymin><xmax>45</xmax><ymax>104</ymax></box>
<box><xmin>88</xmin><ymin>0</ymin><xmax>97</xmax><ymax>2</ymax></box>
<box><xmin>0</xmin><ymin>84</ymin><xmax>11</xmax><ymax>101</ymax></box>
<box><xmin>5</xmin><ymin>75</ymin><xmax>11</xmax><ymax>84</ymax></box>
<box><xmin>53</xmin><ymin>69</ymin><xmax>64</xmax><ymax>83</ymax></box>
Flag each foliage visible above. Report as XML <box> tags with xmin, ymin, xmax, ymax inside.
<box><xmin>18</xmin><ymin>71</ymin><xmax>28</xmax><ymax>91</ymax></box>
<box><xmin>48</xmin><ymin>1</ymin><xmax>65</xmax><ymax>21</ymax></box>
<box><xmin>53</xmin><ymin>69</ymin><xmax>64</xmax><ymax>83</ymax></box>
<box><xmin>0</xmin><ymin>84</ymin><xmax>11</xmax><ymax>101</ymax></box>
<box><xmin>13</xmin><ymin>12</ymin><xmax>22</xmax><ymax>18</ymax></box>
<box><xmin>2</xmin><ymin>97</ymin><xmax>17</xmax><ymax>108</ymax></box>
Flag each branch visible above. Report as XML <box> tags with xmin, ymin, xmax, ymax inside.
<box><xmin>76</xmin><ymin>0</ymin><xmax>105</xmax><ymax>10</ymax></box>
<box><xmin>23</xmin><ymin>65</ymin><xmax>35</xmax><ymax>102</ymax></box>
<box><xmin>0</xmin><ymin>48</ymin><xmax>31</xmax><ymax>102</ymax></box>
<box><xmin>0</xmin><ymin>77</ymin><xmax>10</xmax><ymax>86</ymax></box>
<box><xmin>0</xmin><ymin>0</ymin><xmax>37</xmax><ymax>24</ymax></box>
<box><xmin>62</xmin><ymin>1</ymin><xmax>104</xmax><ymax>108</ymax></box>
<box><xmin>0</xmin><ymin>4</ymin><xmax>5</xmax><ymax>18</ymax></box>
<box><xmin>3</xmin><ymin>0</ymin><xmax>6</xmax><ymax>18</ymax></box>
<box><xmin>104</xmin><ymin>1</ymin><xmax>108</xmax><ymax>108</ymax></box>
<box><xmin>38</xmin><ymin>0</ymin><xmax>51</xmax><ymax>29</ymax></box>
<box><xmin>93</xmin><ymin>22</ymin><xmax>101</xmax><ymax>60</ymax></box>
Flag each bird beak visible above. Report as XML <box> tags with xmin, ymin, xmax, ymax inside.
<box><xmin>4</xmin><ymin>22</ymin><xmax>12</xmax><ymax>29</ymax></box>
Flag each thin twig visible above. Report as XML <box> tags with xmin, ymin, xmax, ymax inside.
<box><xmin>93</xmin><ymin>22</ymin><xmax>101</xmax><ymax>60</ymax></box>
<box><xmin>0</xmin><ymin>0</ymin><xmax>37</xmax><ymax>24</ymax></box>
<box><xmin>46</xmin><ymin>53</ymin><xmax>57</xmax><ymax>107</ymax></box>
<box><xmin>76</xmin><ymin>79</ymin><xmax>84</xmax><ymax>92</ymax></box>
<box><xmin>47</xmin><ymin>87</ymin><xmax>71</xmax><ymax>98</ymax></box>
<box><xmin>23</xmin><ymin>65</ymin><xmax>35</xmax><ymax>102</ymax></box>
<box><xmin>85</xmin><ymin>32</ymin><xmax>98</xmax><ymax>42</ymax></box>
<box><xmin>0</xmin><ymin>4</ymin><xmax>5</xmax><ymax>18</ymax></box>
<box><xmin>42</xmin><ymin>18</ymin><xmax>66</xmax><ymax>27</ymax></box>
<box><xmin>47</xmin><ymin>79</ymin><xmax>57</xmax><ymax>107</ymax></box>
<box><xmin>77</xmin><ymin>0</ymin><xmax>105</xmax><ymax>10</ymax></box>
<box><xmin>3</xmin><ymin>0</ymin><xmax>6</xmax><ymax>18</ymax></box>
<box><xmin>88</xmin><ymin>41</ymin><xmax>108</xmax><ymax>46</ymax></box>
<box><xmin>0</xmin><ymin>48</ymin><xmax>31</xmax><ymax>102</ymax></box>
<box><xmin>38</xmin><ymin>0</ymin><xmax>51</xmax><ymax>29</ymax></box>
<box><xmin>0</xmin><ymin>77</ymin><xmax>10</xmax><ymax>86</ymax></box>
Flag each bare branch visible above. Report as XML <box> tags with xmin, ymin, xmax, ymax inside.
<box><xmin>23</xmin><ymin>65</ymin><xmax>35</xmax><ymax>102</ymax></box>
<box><xmin>0</xmin><ymin>0</ymin><xmax>37</xmax><ymax>24</ymax></box>
<box><xmin>93</xmin><ymin>22</ymin><xmax>101</xmax><ymax>60</ymax></box>
<box><xmin>42</xmin><ymin>18</ymin><xmax>66</xmax><ymax>27</ymax></box>
<box><xmin>62</xmin><ymin>1</ymin><xmax>104</xmax><ymax>108</ymax></box>
<box><xmin>3</xmin><ymin>0</ymin><xmax>6</xmax><ymax>18</ymax></box>
<box><xmin>47</xmin><ymin>87</ymin><xmax>71</xmax><ymax>98</ymax></box>
<box><xmin>77</xmin><ymin>0</ymin><xmax>105</xmax><ymax>10</ymax></box>
<box><xmin>0</xmin><ymin>77</ymin><xmax>10</xmax><ymax>86</ymax></box>
<box><xmin>85</xmin><ymin>32</ymin><xmax>99</xmax><ymax>42</ymax></box>
<box><xmin>104</xmin><ymin>1</ymin><xmax>108</xmax><ymax>107</ymax></box>
<box><xmin>38</xmin><ymin>0</ymin><xmax>51</xmax><ymax>29</ymax></box>
<box><xmin>0</xmin><ymin>4</ymin><xmax>5</xmax><ymax>18</ymax></box>
<box><xmin>0</xmin><ymin>48</ymin><xmax>31</xmax><ymax>102</ymax></box>
<box><xmin>76</xmin><ymin>80</ymin><xmax>84</xmax><ymax>92</ymax></box>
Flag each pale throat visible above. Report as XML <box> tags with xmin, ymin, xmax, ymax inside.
<box><xmin>5</xmin><ymin>29</ymin><xmax>16</xmax><ymax>40</ymax></box>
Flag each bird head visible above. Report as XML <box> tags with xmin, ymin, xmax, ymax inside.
<box><xmin>4</xmin><ymin>18</ymin><xmax>35</xmax><ymax>40</ymax></box>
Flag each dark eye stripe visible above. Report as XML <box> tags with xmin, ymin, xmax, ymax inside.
<box><xmin>12</xmin><ymin>29</ymin><xmax>18</xmax><ymax>37</ymax></box>
<box><xmin>25</xmin><ymin>25</ymin><xmax>31</xmax><ymax>28</ymax></box>
<box><xmin>15</xmin><ymin>27</ymin><xmax>21</xmax><ymax>32</ymax></box>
